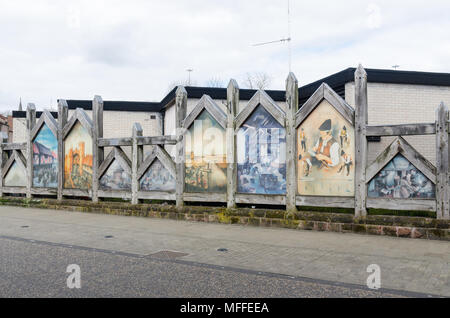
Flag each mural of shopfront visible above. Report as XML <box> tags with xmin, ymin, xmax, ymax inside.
<box><xmin>185</xmin><ymin>110</ymin><xmax>227</xmax><ymax>193</ymax></box>
<box><xmin>237</xmin><ymin>105</ymin><xmax>286</xmax><ymax>195</ymax></box>
<box><xmin>33</xmin><ymin>124</ymin><xmax>58</xmax><ymax>188</ymax></box>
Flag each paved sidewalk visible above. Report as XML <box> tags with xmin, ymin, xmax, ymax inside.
<box><xmin>0</xmin><ymin>206</ymin><xmax>448</xmax><ymax>296</ymax></box>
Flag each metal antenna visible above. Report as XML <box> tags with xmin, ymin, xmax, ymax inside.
<box><xmin>392</xmin><ymin>65</ymin><xmax>400</xmax><ymax>70</ymax></box>
<box><xmin>252</xmin><ymin>0</ymin><xmax>292</xmax><ymax>72</ymax></box>
<box><xmin>186</xmin><ymin>69</ymin><xmax>193</xmax><ymax>85</ymax></box>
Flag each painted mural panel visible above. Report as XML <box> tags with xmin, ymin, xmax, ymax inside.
<box><xmin>33</xmin><ymin>124</ymin><xmax>58</xmax><ymax>188</ymax></box>
<box><xmin>368</xmin><ymin>154</ymin><xmax>435</xmax><ymax>199</ymax></box>
<box><xmin>64</xmin><ymin>121</ymin><xmax>93</xmax><ymax>189</ymax></box>
<box><xmin>185</xmin><ymin>110</ymin><xmax>227</xmax><ymax>193</ymax></box>
<box><xmin>140</xmin><ymin>159</ymin><xmax>176</xmax><ymax>192</ymax></box>
<box><xmin>100</xmin><ymin>160</ymin><xmax>131</xmax><ymax>190</ymax></box>
<box><xmin>4</xmin><ymin>162</ymin><xmax>26</xmax><ymax>187</ymax></box>
<box><xmin>297</xmin><ymin>100</ymin><xmax>355</xmax><ymax>196</ymax></box>
<box><xmin>237</xmin><ymin>105</ymin><xmax>286</xmax><ymax>194</ymax></box>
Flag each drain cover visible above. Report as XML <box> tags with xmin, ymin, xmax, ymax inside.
<box><xmin>217</xmin><ymin>248</ymin><xmax>228</xmax><ymax>252</ymax></box>
<box><xmin>104</xmin><ymin>235</ymin><xmax>114</xmax><ymax>239</ymax></box>
<box><xmin>149</xmin><ymin>250</ymin><xmax>189</xmax><ymax>259</ymax></box>
<box><xmin>21</xmin><ymin>226</ymin><xmax>29</xmax><ymax>228</ymax></box>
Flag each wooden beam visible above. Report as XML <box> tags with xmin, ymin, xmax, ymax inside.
<box><xmin>175</xmin><ymin>86</ymin><xmax>187</xmax><ymax>209</ymax></box>
<box><xmin>2</xmin><ymin>143</ymin><xmax>26</xmax><ymax>151</ymax></box>
<box><xmin>366</xmin><ymin>198</ymin><xmax>436</xmax><ymax>212</ymax></box>
<box><xmin>436</xmin><ymin>102</ymin><xmax>449</xmax><ymax>219</ymax></box>
<box><xmin>57</xmin><ymin>99</ymin><xmax>68</xmax><ymax>201</ymax></box>
<box><xmin>227</xmin><ymin>79</ymin><xmax>239</xmax><ymax>209</ymax></box>
<box><xmin>367</xmin><ymin>123</ymin><xmax>436</xmax><ymax>137</ymax></box>
<box><xmin>285</xmin><ymin>72</ymin><xmax>298</xmax><ymax>213</ymax></box>
<box><xmin>98</xmin><ymin>138</ymin><xmax>133</xmax><ymax>147</ymax></box>
<box><xmin>296</xmin><ymin>196</ymin><xmax>355</xmax><ymax>208</ymax></box>
<box><xmin>26</xmin><ymin>103</ymin><xmax>36</xmax><ymax>199</ymax></box>
<box><xmin>354</xmin><ymin>65</ymin><xmax>368</xmax><ymax>218</ymax></box>
<box><xmin>137</xmin><ymin>135</ymin><xmax>177</xmax><ymax>146</ymax></box>
<box><xmin>92</xmin><ymin>96</ymin><xmax>103</xmax><ymax>203</ymax></box>
<box><xmin>132</xmin><ymin>123</ymin><xmax>143</xmax><ymax>205</ymax></box>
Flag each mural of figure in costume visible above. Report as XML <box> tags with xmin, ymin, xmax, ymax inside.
<box><xmin>100</xmin><ymin>160</ymin><xmax>131</xmax><ymax>190</ymax></box>
<box><xmin>297</xmin><ymin>100</ymin><xmax>355</xmax><ymax>196</ymax></box>
<box><xmin>298</xmin><ymin>119</ymin><xmax>340</xmax><ymax>177</ymax></box>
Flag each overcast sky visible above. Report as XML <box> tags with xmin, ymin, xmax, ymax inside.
<box><xmin>0</xmin><ymin>0</ymin><xmax>449</xmax><ymax>112</ymax></box>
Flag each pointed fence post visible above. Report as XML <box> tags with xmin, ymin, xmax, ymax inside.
<box><xmin>354</xmin><ymin>65</ymin><xmax>368</xmax><ymax>218</ymax></box>
<box><xmin>436</xmin><ymin>102</ymin><xmax>449</xmax><ymax>220</ymax></box>
<box><xmin>92</xmin><ymin>95</ymin><xmax>103</xmax><ymax>203</ymax></box>
<box><xmin>227</xmin><ymin>79</ymin><xmax>239</xmax><ymax>209</ymax></box>
<box><xmin>286</xmin><ymin>73</ymin><xmax>299</xmax><ymax>213</ymax></box>
<box><xmin>26</xmin><ymin>103</ymin><xmax>36</xmax><ymax>198</ymax></box>
<box><xmin>132</xmin><ymin>123</ymin><xmax>143</xmax><ymax>205</ymax></box>
<box><xmin>175</xmin><ymin>86</ymin><xmax>187</xmax><ymax>209</ymax></box>
<box><xmin>57</xmin><ymin>100</ymin><xmax>68</xmax><ymax>201</ymax></box>
<box><xmin>0</xmin><ymin>143</ymin><xmax>3</xmax><ymax>197</ymax></box>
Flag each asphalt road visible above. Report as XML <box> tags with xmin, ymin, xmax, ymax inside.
<box><xmin>0</xmin><ymin>236</ymin><xmax>427</xmax><ymax>298</ymax></box>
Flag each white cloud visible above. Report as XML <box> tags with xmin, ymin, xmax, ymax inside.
<box><xmin>0</xmin><ymin>0</ymin><xmax>449</xmax><ymax>111</ymax></box>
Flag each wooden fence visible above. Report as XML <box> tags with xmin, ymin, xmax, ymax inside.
<box><xmin>0</xmin><ymin>65</ymin><xmax>448</xmax><ymax>220</ymax></box>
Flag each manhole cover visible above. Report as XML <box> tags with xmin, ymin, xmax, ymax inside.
<box><xmin>104</xmin><ymin>235</ymin><xmax>114</xmax><ymax>239</ymax></box>
<box><xmin>149</xmin><ymin>250</ymin><xmax>189</xmax><ymax>259</ymax></box>
<box><xmin>21</xmin><ymin>226</ymin><xmax>29</xmax><ymax>228</ymax></box>
<box><xmin>217</xmin><ymin>248</ymin><xmax>228</xmax><ymax>252</ymax></box>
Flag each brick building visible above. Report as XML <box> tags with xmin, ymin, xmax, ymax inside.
<box><xmin>11</xmin><ymin>68</ymin><xmax>450</xmax><ymax>165</ymax></box>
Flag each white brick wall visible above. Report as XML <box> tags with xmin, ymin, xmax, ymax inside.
<box><xmin>345</xmin><ymin>82</ymin><xmax>450</xmax><ymax>165</ymax></box>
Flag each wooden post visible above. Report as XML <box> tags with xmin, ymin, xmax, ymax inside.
<box><xmin>57</xmin><ymin>99</ymin><xmax>68</xmax><ymax>201</ymax></box>
<box><xmin>92</xmin><ymin>95</ymin><xmax>103</xmax><ymax>203</ymax></box>
<box><xmin>0</xmin><ymin>143</ymin><xmax>3</xmax><ymax>197</ymax></box>
<box><xmin>26</xmin><ymin>103</ymin><xmax>36</xmax><ymax>199</ymax></box>
<box><xmin>436</xmin><ymin>102</ymin><xmax>449</xmax><ymax>220</ymax></box>
<box><xmin>227</xmin><ymin>79</ymin><xmax>239</xmax><ymax>209</ymax></box>
<box><xmin>286</xmin><ymin>72</ymin><xmax>299</xmax><ymax>213</ymax></box>
<box><xmin>175</xmin><ymin>86</ymin><xmax>187</xmax><ymax>209</ymax></box>
<box><xmin>132</xmin><ymin>123</ymin><xmax>143</xmax><ymax>204</ymax></box>
<box><xmin>354</xmin><ymin>64</ymin><xmax>368</xmax><ymax>218</ymax></box>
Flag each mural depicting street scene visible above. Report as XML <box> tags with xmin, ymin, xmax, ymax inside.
<box><xmin>33</xmin><ymin>124</ymin><xmax>58</xmax><ymax>188</ymax></box>
<box><xmin>4</xmin><ymin>162</ymin><xmax>26</xmax><ymax>187</ymax></box>
<box><xmin>297</xmin><ymin>100</ymin><xmax>355</xmax><ymax>196</ymax></box>
<box><xmin>185</xmin><ymin>110</ymin><xmax>227</xmax><ymax>193</ymax></box>
<box><xmin>140</xmin><ymin>159</ymin><xmax>175</xmax><ymax>192</ymax></box>
<box><xmin>368</xmin><ymin>154</ymin><xmax>435</xmax><ymax>199</ymax></box>
<box><xmin>100</xmin><ymin>160</ymin><xmax>131</xmax><ymax>190</ymax></box>
<box><xmin>237</xmin><ymin>105</ymin><xmax>286</xmax><ymax>194</ymax></box>
<box><xmin>64</xmin><ymin>121</ymin><xmax>93</xmax><ymax>189</ymax></box>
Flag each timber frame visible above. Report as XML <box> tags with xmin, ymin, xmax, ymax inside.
<box><xmin>0</xmin><ymin>66</ymin><xmax>448</xmax><ymax>220</ymax></box>
<box><xmin>234</xmin><ymin>89</ymin><xmax>287</xmax><ymax>206</ymax></box>
<box><xmin>294</xmin><ymin>82</ymin><xmax>356</xmax><ymax>209</ymax></box>
<box><xmin>182</xmin><ymin>94</ymin><xmax>228</xmax><ymax>204</ymax></box>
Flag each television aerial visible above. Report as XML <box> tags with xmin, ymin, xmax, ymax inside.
<box><xmin>252</xmin><ymin>0</ymin><xmax>292</xmax><ymax>72</ymax></box>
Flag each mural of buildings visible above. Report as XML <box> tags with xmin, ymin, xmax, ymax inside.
<box><xmin>237</xmin><ymin>105</ymin><xmax>286</xmax><ymax>194</ymax></box>
<box><xmin>33</xmin><ymin>124</ymin><xmax>58</xmax><ymax>188</ymax></box>
<box><xmin>185</xmin><ymin>110</ymin><xmax>227</xmax><ymax>193</ymax></box>
<box><xmin>64</xmin><ymin>121</ymin><xmax>93</xmax><ymax>189</ymax></box>
<box><xmin>297</xmin><ymin>100</ymin><xmax>355</xmax><ymax>196</ymax></box>
<box><xmin>368</xmin><ymin>154</ymin><xmax>435</xmax><ymax>199</ymax></box>
<box><xmin>4</xmin><ymin>162</ymin><xmax>27</xmax><ymax>187</ymax></box>
<box><xmin>100</xmin><ymin>160</ymin><xmax>131</xmax><ymax>190</ymax></box>
<box><xmin>140</xmin><ymin>159</ymin><xmax>175</xmax><ymax>192</ymax></box>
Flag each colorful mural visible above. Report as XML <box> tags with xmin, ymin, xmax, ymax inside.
<box><xmin>237</xmin><ymin>105</ymin><xmax>286</xmax><ymax>194</ymax></box>
<box><xmin>64</xmin><ymin>121</ymin><xmax>93</xmax><ymax>189</ymax></box>
<box><xmin>368</xmin><ymin>154</ymin><xmax>435</xmax><ymax>199</ymax></box>
<box><xmin>33</xmin><ymin>124</ymin><xmax>58</xmax><ymax>188</ymax></box>
<box><xmin>185</xmin><ymin>110</ymin><xmax>227</xmax><ymax>193</ymax></box>
<box><xmin>297</xmin><ymin>100</ymin><xmax>355</xmax><ymax>196</ymax></box>
<box><xmin>4</xmin><ymin>162</ymin><xmax>27</xmax><ymax>187</ymax></box>
<box><xmin>100</xmin><ymin>160</ymin><xmax>131</xmax><ymax>190</ymax></box>
<box><xmin>140</xmin><ymin>159</ymin><xmax>176</xmax><ymax>192</ymax></box>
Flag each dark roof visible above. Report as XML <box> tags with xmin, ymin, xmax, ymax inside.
<box><xmin>12</xmin><ymin>68</ymin><xmax>450</xmax><ymax>118</ymax></box>
<box><xmin>12</xmin><ymin>111</ymin><xmax>58</xmax><ymax>119</ymax></box>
